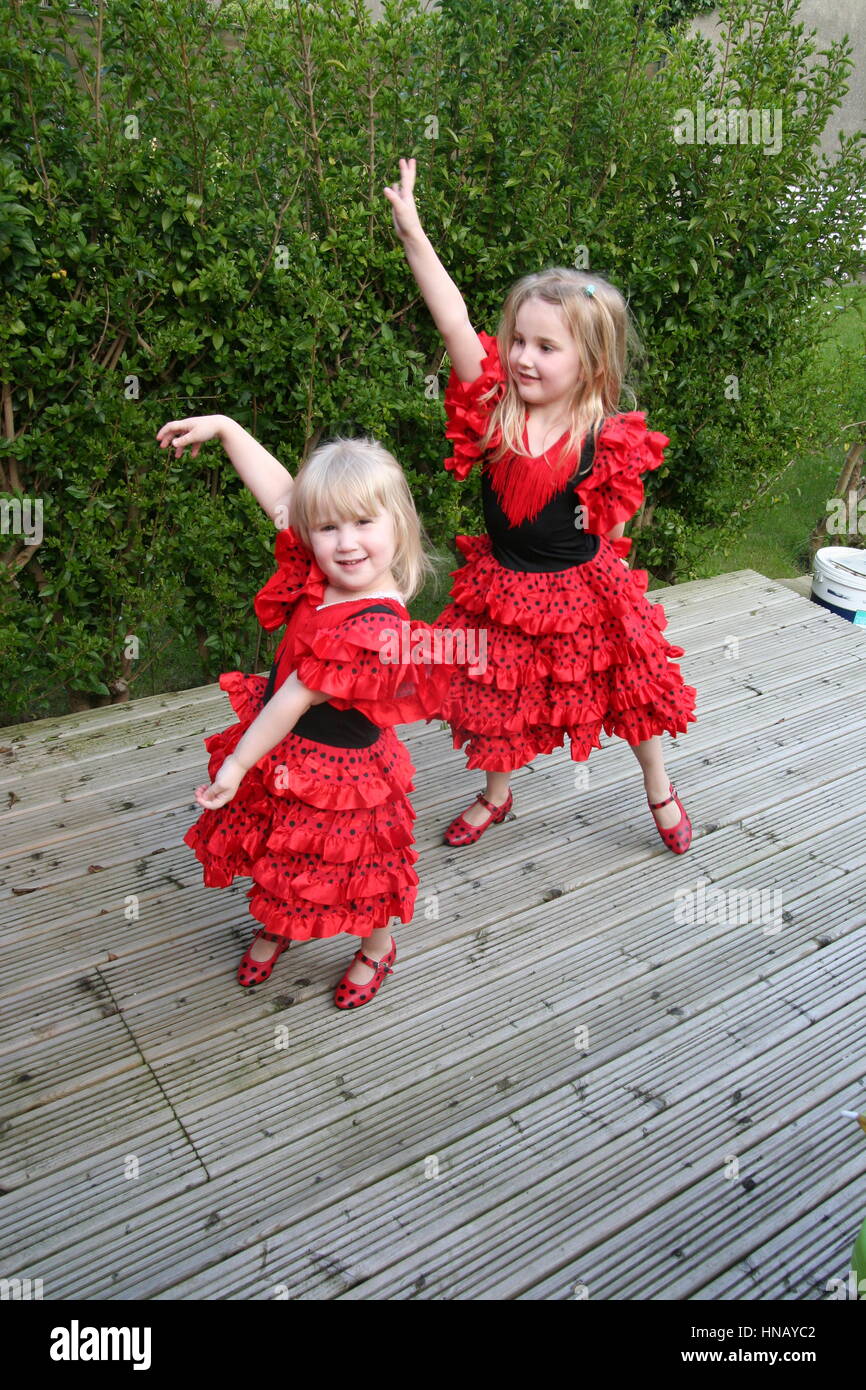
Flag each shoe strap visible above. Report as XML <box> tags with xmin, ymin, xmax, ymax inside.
<box><xmin>648</xmin><ymin>783</ymin><xmax>677</xmax><ymax>810</ymax></box>
<box><xmin>356</xmin><ymin>949</ymin><xmax>394</xmax><ymax>975</ymax></box>
<box><xmin>254</xmin><ymin>930</ymin><xmax>285</xmax><ymax>951</ymax></box>
<box><xmin>476</xmin><ymin>790</ymin><xmax>507</xmax><ymax>815</ymax></box>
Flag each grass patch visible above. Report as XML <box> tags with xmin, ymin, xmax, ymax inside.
<box><xmin>674</xmin><ymin>282</ymin><xmax>866</xmax><ymax>586</ymax></box>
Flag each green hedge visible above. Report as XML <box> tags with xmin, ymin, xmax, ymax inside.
<box><xmin>1</xmin><ymin>0</ymin><xmax>864</xmax><ymax>721</ymax></box>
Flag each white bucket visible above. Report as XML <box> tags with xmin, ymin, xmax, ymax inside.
<box><xmin>811</xmin><ymin>546</ymin><xmax>866</xmax><ymax>625</ymax></box>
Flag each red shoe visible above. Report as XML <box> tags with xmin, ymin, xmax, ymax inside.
<box><xmin>334</xmin><ymin>937</ymin><xmax>396</xmax><ymax>1010</ymax></box>
<box><xmin>237</xmin><ymin>930</ymin><xmax>289</xmax><ymax>987</ymax></box>
<box><xmin>443</xmin><ymin>788</ymin><xmax>513</xmax><ymax>846</ymax></box>
<box><xmin>647</xmin><ymin>783</ymin><xmax>692</xmax><ymax>854</ymax></box>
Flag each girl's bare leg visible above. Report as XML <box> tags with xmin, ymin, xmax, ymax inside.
<box><xmin>249</xmin><ymin>925</ymin><xmax>394</xmax><ymax>986</ymax></box>
<box><xmin>630</xmin><ymin>735</ymin><xmax>681</xmax><ymax>829</ymax></box>
<box><xmin>459</xmin><ymin>770</ymin><xmax>512</xmax><ymax>827</ymax></box>
<box><xmin>345</xmin><ymin>923</ymin><xmax>395</xmax><ymax>985</ymax></box>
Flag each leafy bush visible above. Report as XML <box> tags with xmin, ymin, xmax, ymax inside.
<box><xmin>1</xmin><ymin>0</ymin><xmax>863</xmax><ymax>721</ymax></box>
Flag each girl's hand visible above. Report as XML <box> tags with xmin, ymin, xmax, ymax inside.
<box><xmin>157</xmin><ymin>415</ymin><xmax>226</xmax><ymax>460</ymax></box>
<box><xmin>194</xmin><ymin>754</ymin><xmax>245</xmax><ymax>810</ymax></box>
<box><xmin>383</xmin><ymin>157</ymin><xmax>424</xmax><ymax>243</ymax></box>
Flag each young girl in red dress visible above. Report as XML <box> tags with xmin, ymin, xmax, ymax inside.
<box><xmin>384</xmin><ymin>157</ymin><xmax>697</xmax><ymax>852</ymax></box>
<box><xmin>156</xmin><ymin>415</ymin><xmax>449</xmax><ymax>1007</ymax></box>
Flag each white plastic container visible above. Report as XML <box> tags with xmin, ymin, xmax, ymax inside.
<box><xmin>811</xmin><ymin>546</ymin><xmax>866</xmax><ymax>624</ymax></box>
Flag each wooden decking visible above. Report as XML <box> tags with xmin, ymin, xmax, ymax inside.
<box><xmin>1</xmin><ymin>568</ymin><xmax>865</xmax><ymax>1300</ymax></box>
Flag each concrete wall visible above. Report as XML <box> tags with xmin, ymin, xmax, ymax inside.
<box><xmin>690</xmin><ymin>1</ymin><xmax>865</xmax><ymax>157</ymax></box>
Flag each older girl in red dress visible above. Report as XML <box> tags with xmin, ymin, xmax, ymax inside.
<box><xmin>384</xmin><ymin>157</ymin><xmax>696</xmax><ymax>852</ymax></box>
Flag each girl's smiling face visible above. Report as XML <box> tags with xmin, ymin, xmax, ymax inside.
<box><xmin>309</xmin><ymin>507</ymin><xmax>398</xmax><ymax>596</ymax></box>
<box><xmin>508</xmin><ymin>298</ymin><xmax>583</xmax><ymax>407</ymax></box>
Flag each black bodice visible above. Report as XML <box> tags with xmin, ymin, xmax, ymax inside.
<box><xmin>481</xmin><ymin>427</ymin><xmax>600</xmax><ymax>572</ymax></box>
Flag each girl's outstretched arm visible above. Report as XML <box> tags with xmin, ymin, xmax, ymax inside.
<box><xmin>194</xmin><ymin>673</ymin><xmax>329</xmax><ymax>809</ymax></box>
<box><xmin>384</xmin><ymin>156</ymin><xmax>486</xmax><ymax>384</ymax></box>
<box><xmin>157</xmin><ymin>415</ymin><xmax>294</xmax><ymax>525</ymax></box>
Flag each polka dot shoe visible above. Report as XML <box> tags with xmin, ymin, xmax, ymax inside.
<box><xmin>334</xmin><ymin>938</ymin><xmax>396</xmax><ymax>1009</ymax></box>
<box><xmin>443</xmin><ymin>788</ymin><xmax>514</xmax><ymax>846</ymax></box>
<box><xmin>647</xmin><ymin>783</ymin><xmax>692</xmax><ymax>854</ymax></box>
<box><xmin>237</xmin><ymin>930</ymin><xmax>289</xmax><ymax>987</ymax></box>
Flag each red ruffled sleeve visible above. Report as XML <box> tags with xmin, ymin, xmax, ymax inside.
<box><xmin>294</xmin><ymin>604</ymin><xmax>453</xmax><ymax>727</ymax></box>
<box><xmin>253</xmin><ymin>525</ymin><xmax>327</xmax><ymax>631</ymax></box>
<box><xmin>576</xmin><ymin>411</ymin><xmax>668</xmax><ymax>558</ymax></box>
<box><xmin>442</xmin><ymin>330</ymin><xmax>508</xmax><ymax>480</ymax></box>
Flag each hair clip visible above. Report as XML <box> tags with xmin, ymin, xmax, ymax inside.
<box><xmin>584</xmin><ymin>284</ymin><xmax>596</xmax><ymax>296</ymax></box>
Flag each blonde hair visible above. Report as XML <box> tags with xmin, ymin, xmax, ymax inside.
<box><xmin>479</xmin><ymin>267</ymin><xmax>644</xmax><ymax>470</ymax></box>
<box><xmin>289</xmin><ymin>435</ymin><xmax>436</xmax><ymax>602</ymax></box>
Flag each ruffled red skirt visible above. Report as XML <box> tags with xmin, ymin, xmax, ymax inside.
<box><xmin>183</xmin><ymin>673</ymin><xmax>418</xmax><ymax>941</ymax></box>
<box><xmin>432</xmin><ymin>533</ymin><xmax>697</xmax><ymax>772</ymax></box>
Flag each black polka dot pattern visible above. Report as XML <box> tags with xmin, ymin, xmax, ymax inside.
<box><xmin>252</xmin><ymin>527</ymin><xmax>324</xmax><ymax>632</ymax></box>
<box><xmin>293</xmin><ymin>612</ymin><xmax>451</xmax><ymax>722</ymax></box>
<box><xmin>434</xmin><ymin>332</ymin><xmax>696</xmax><ymax>771</ymax></box>
<box><xmin>184</xmin><ymin>546</ymin><xmax>433</xmax><ymax>942</ymax></box>
<box><xmin>576</xmin><ymin>411</ymin><xmax>668</xmax><ymax>543</ymax></box>
<box><xmin>432</xmin><ymin>533</ymin><xmax>696</xmax><ymax>771</ymax></box>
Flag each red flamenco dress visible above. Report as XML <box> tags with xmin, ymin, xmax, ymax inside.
<box><xmin>433</xmin><ymin>329</ymin><xmax>697</xmax><ymax>771</ymax></box>
<box><xmin>183</xmin><ymin>527</ymin><xmax>448</xmax><ymax>943</ymax></box>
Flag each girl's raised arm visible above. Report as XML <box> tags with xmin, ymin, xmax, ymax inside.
<box><xmin>384</xmin><ymin>157</ymin><xmax>486</xmax><ymax>384</ymax></box>
<box><xmin>219</xmin><ymin>418</ymin><xmax>294</xmax><ymax>524</ymax></box>
<box><xmin>157</xmin><ymin>415</ymin><xmax>294</xmax><ymax>525</ymax></box>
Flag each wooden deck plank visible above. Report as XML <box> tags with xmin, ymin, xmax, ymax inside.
<box><xmin>149</xmin><ymin>994</ymin><xmax>866</xmax><ymax>1299</ymax></box>
<box><xmin>521</xmin><ymin>1133</ymin><xmax>866</xmax><ymax>1301</ymax></box>
<box><xmin>161</xmin><ymin>826</ymin><xmax>862</xmax><ymax>1161</ymax></box>
<box><xmin>334</xmin><ymin>999</ymin><xmax>866</xmax><ymax>1303</ymax></box>
<box><xmin>2</xmin><ymin>602</ymin><xmax>857</xmax><ymax>861</ymax></box>
<box><xmin>1</xmin><ymin>682</ymin><xmax>864</xmax><ymax>1032</ymax></box>
<box><xmin>2</xmin><ymin>679</ymin><xmax>864</xmax><ymax>999</ymax></box>
<box><xmin>128</xmin><ymin>769</ymin><xmax>866</xmax><ymax>1091</ymax></box>
<box><xmin>0</xmin><ymin>970</ymin><xmax>128</xmax><ymax>1057</ymax></box>
<box><xmin>5</xmin><ymin>831</ymin><xmax>862</xmax><ymax>1292</ymax></box>
<box><xmin>0</xmin><ymin>574</ymin><xmax>823</xmax><ymax>793</ymax></box>
<box><xmin>1</xmin><ymin>568</ymin><xmax>863</xmax><ymax>1300</ymax></box>
<box><xmin>0</xmin><ymin>1015</ymin><xmax>147</xmax><ymax>1119</ymax></box>
<box><xmin>695</xmin><ymin>1172</ymin><xmax>866</xmax><ymax>1300</ymax></box>
<box><xmin>0</xmin><ymin>1067</ymin><xmax>206</xmax><ymax>1192</ymax></box>
<box><xmin>0</xmin><ymin>1127</ymin><xmax>208</xmax><ymax>1270</ymax></box>
<box><xmin>4</xmin><ymin>638</ymin><xmax>865</xmax><ymax>912</ymax></box>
